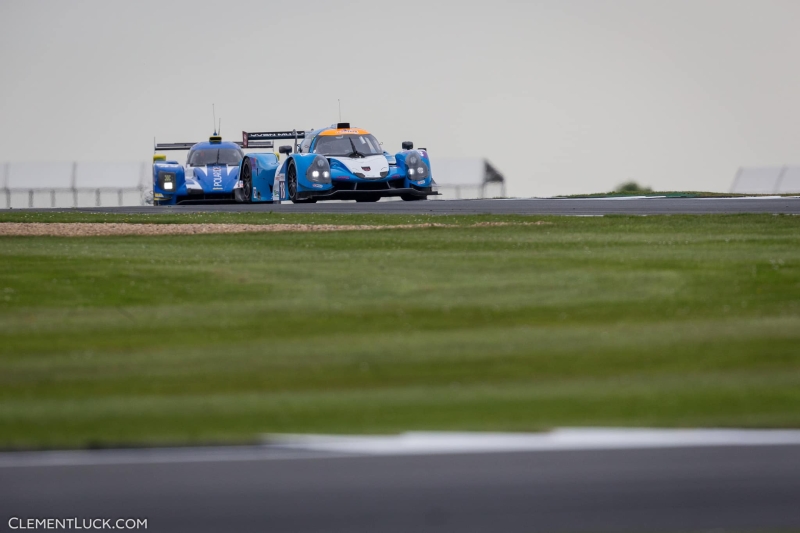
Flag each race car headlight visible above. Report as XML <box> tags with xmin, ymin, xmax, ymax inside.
<box><xmin>306</xmin><ymin>156</ymin><xmax>331</xmax><ymax>184</ymax></box>
<box><xmin>405</xmin><ymin>151</ymin><xmax>429</xmax><ymax>180</ymax></box>
<box><xmin>158</xmin><ymin>171</ymin><xmax>176</xmax><ymax>191</ymax></box>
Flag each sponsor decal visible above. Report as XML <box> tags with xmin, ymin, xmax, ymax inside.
<box><xmin>212</xmin><ymin>166</ymin><xmax>223</xmax><ymax>190</ymax></box>
<box><xmin>249</xmin><ymin>131</ymin><xmax>305</xmax><ymax>140</ymax></box>
<box><xmin>312</xmin><ymin>184</ymin><xmax>323</xmax><ymax>188</ymax></box>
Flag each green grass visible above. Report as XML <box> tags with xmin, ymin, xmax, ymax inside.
<box><xmin>1</xmin><ymin>214</ymin><xmax>800</xmax><ymax>449</ymax></box>
<box><xmin>0</xmin><ymin>211</ymin><xmax>530</xmax><ymax>226</ymax></box>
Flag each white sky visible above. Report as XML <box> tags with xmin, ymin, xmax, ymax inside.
<box><xmin>1</xmin><ymin>0</ymin><xmax>798</xmax><ymax>197</ymax></box>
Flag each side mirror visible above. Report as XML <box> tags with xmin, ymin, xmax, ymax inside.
<box><xmin>279</xmin><ymin>145</ymin><xmax>293</xmax><ymax>155</ymax></box>
<box><xmin>402</xmin><ymin>141</ymin><xmax>414</xmax><ymax>150</ymax></box>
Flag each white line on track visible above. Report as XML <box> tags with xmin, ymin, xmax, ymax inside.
<box><xmin>3</xmin><ymin>428</ymin><xmax>800</xmax><ymax>468</ymax></box>
<box><xmin>572</xmin><ymin>196</ymin><xmax>667</xmax><ymax>200</ymax></box>
<box><xmin>267</xmin><ymin>428</ymin><xmax>800</xmax><ymax>456</ymax></box>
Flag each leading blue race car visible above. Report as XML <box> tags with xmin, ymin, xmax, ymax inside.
<box><xmin>151</xmin><ymin>133</ymin><xmax>274</xmax><ymax>205</ymax></box>
<box><xmin>237</xmin><ymin>123</ymin><xmax>438</xmax><ymax>203</ymax></box>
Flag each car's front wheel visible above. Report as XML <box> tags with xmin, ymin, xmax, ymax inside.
<box><xmin>288</xmin><ymin>162</ymin><xmax>317</xmax><ymax>204</ymax></box>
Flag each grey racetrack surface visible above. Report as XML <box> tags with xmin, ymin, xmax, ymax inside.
<box><xmin>2</xmin><ymin>446</ymin><xmax>799</xmax><ymax>532</ymax></box>
<box><xmin>7</xmin><ymin>197</ymin><xmax>800</xmax><ymax>215</ymax></box>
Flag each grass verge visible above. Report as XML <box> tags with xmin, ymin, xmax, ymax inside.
<box><xmin>1</xmin><ymin>213</ymin><xmax>799</xmax><ymax>449</ymax></box>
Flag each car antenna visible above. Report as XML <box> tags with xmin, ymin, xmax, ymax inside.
<box><xmin>218</xmin><ymin>118</ymin><xmax>222</xmax><ymax>137</ymax></box>
<box><xmin>212</xmin><ymin>104</ymin><xmax>217</xmax><ymax>136</ymax></box>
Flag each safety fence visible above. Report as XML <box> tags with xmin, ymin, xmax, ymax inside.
<box><xmin>2</xmin><ymin>162</ymin><xmax>150</xmax><ymax>208</ymax></box>
<box><xmin>435</xmin><ymin>182</ymin><xmax>507</xmax><ymax>200</ymax></box>
<box><xmin>730</xmin><ymin>166</ymin><xmax>800</xmax><ymax>194</ymax></box>
<box><xmin>428</xmin><ymin>158</ymin><xmax>507</xmax><ymax>200</ymax></box>
<box><xmin>2</xmin><ymin>159</ymin><xmax>511</xmax><ymax>207</ymax></box>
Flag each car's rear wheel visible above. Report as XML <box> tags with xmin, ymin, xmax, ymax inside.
<box><xmin>288</xmin><ymin>162</ymin><xmax>317</xmax><ymax>204</ymax></box>
<box><xmin>401</xmin><ymin>194</ymin><xmax>427</xmax><ymax>201</ymax></box>
<box><xmin>240</xmin><ymin>160</ymin><xmax>253</xmax><ymax>203</ymax></box>
<box><xmin>355</xmin><ymin>194</ymin><xmax>381</xmax><ymax>203</ymax></box>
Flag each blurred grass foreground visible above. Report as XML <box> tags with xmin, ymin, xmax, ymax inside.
<box><xmin>1</xmin><ymin>212</ymin><xmax>799</xmax><ymax>449</ymax></box>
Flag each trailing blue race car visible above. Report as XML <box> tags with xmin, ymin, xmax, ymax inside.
<box><xmin>151</xmin><ymin>134</ymin><xmax>274</xmax><ymax>205</ymax></box>
<box><xmin>238</xmin><ymin>123</ymin><xmax>438</xmax><ymax>203</ymax></box>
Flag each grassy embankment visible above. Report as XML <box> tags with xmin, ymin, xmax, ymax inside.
<box><xmin>1</xmin><ymin>212</ymin><xmax>799</xmax><ymax>449</ymax></box>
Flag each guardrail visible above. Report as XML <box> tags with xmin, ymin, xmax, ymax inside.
<box><xmin>1</xmin><ymin>159</ymin><xmax>512</xmax><ymax>206</ymax></box>
<box><xmin>2</xmin><ymin>162</ymin><xmax>149</xmax><ymax>208</ymax></box>
<box><xmin>435</xmin><ymin>182</ymin><xmax>507</xmax><ymax>200</ymax></box>
<box><xmin>730</xmin><ymin>166</ymin><xmax>800</xmax><ymax>194</ymax></box>
<box><xmin>3</xmin><ymin>187</ymin><xmax>146</xmax><ymax>208</ymax></box>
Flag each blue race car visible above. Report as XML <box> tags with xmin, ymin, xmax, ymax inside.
<box><xmin>238</xmin><ymin>123</ymin><xmax>438</xmax><ymax>203</ymax></box>
<box><xmin>151</xmin><ymin>133</ymin><xmax>274</xmax><ymax>205</ymax></box>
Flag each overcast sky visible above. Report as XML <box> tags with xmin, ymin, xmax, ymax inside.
<box><xmin>1</xmin><ymin>0</ymin><xmax>798</xmax><ymax>196</ymax></box>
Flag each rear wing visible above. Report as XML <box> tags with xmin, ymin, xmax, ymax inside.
<box><xmin>154</xmin><ymin>140</ymin><xmax>274</xmax><ymax>151</ymax></box>
<box><xmin>154</xmin><ymin>142</ymin><xmax>199</xmax><ymax>151</ymax></box>
<box><xmin>242</xmin><ymin>130</ymin><xmax>306</xmax><ymax>149</ymax></box>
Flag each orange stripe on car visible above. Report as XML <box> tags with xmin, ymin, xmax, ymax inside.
<box><xmin>319</xmin><ymin>128</ymin><xmax>370</xmax><ymax>136</ymax></box>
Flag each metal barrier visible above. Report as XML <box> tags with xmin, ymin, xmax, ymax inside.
<box><xmin>2</xmin><ymin>162</ymin><xmax>149</xmax><ymax>208</ymax></box>
<box><xmin>435</xmin><ymin>181</ymin><xmax>507</xmax><ymax>200</ymax></box>
<box><xmin>730</xmin><ymin>166</ymin><xmax>800</xmax><ymax>194</ymax></box>
<box><xmin>1</xmin><ymin>159</ymin><xmax>512</xmax><ymax>206</ymax></box>
<box><xmin>5</xmin><ymin>187</ymin><xmax>145</xmax><ymax>208</ymax></box>
<box><xmin>427</xmin><ymin>158</ymin><xmax>506</xmax><ymax>199</ymax></box>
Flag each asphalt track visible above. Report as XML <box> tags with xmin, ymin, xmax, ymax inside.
<box><xmin>2</xmin><ymin>445</ymin><xmax>799</xmax><ymax>532</ymax></box>
<box><xmin>9</xmin><ymin>196</ymin><xmax>800</xmax><ymax>215</ymax></box>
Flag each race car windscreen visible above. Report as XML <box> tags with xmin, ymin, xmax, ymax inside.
<box><xmin>188</xmin><ymin>148</ymin><xmax>244</xmax><ymax>166</ymax></box>
<box><xmin>313</xmin><ymin>134</ymin><xmax>383</xmax><ymax>157</ymax></box>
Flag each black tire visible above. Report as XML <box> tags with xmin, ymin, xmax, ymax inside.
<box><xmin>287</xmin><ymin>162</ymin><xmax>298</xmax><ymax>201</ymax></box>
<box><xmin>287</xmin><ymin>162</ymin><xmax>317</xmax><ymax>204</ymax></box>
<box><xmin>355</xmin><ymin>194</ymin><xmax>381</xmax><ymax>203</ymax></box>
<box><xmin>401</xmin><ymin>194</ymin><xmax>427</xmax><ymax>201</ymax></box>
<box><xmin>239</xmin><ymin>160</ymin><xmax>253</xmax><ymax>203</ymax></box>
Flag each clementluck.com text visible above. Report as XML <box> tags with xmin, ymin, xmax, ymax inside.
<box><xmin>8</xmin><ymin>518</ymin><xmax>147</xmax><ymax>530</ymax></box>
